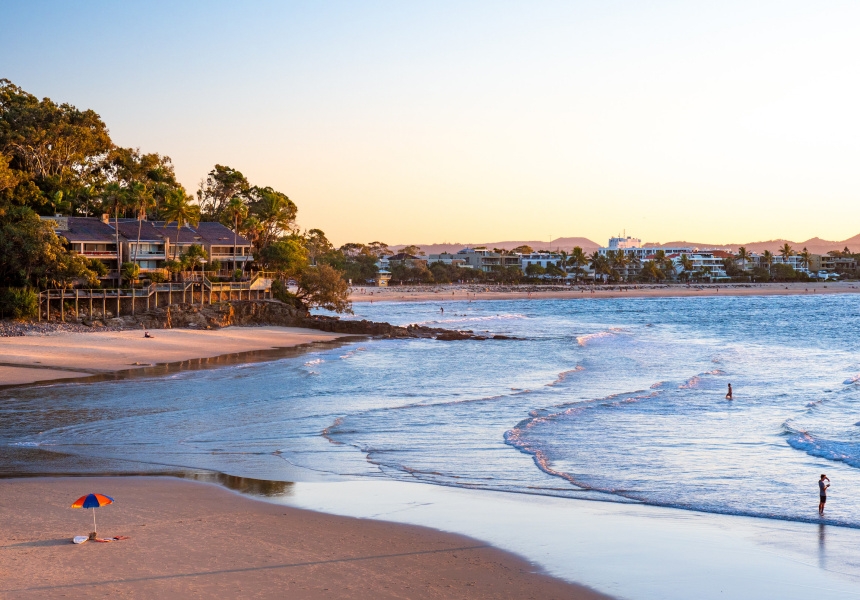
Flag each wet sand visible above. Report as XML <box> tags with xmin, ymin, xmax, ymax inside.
<box><xmin>0</xmin><ymin>477</ymin><xmax>606</xmax><ymax>599</ymax></box>
<box><xmin>350</xmin><ymin>281</ymin><xmax>860</xmax><ymax>303</ymax></box>
<box><xmin>0</xmin><ymin>326</ymin><xmax>349</xmax><ymax>387</ymax></box>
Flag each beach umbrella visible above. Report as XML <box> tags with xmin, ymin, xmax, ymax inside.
<box><xmin>70</xmin><ymin>493</ymin><xmax>114</xmax><ymax>534</ymax></box>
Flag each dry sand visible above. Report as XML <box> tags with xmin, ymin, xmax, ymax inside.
<box><xmin>350</xmin><ymin>281</ymin><xmax>860</xmax><ymax>303</ymax></box>
<box><xmin>0</xmin><ymin>326</ymin><xmax>349</xmax><ymax>387</ymax></box>
<box><xmin>0</xmin><ymin>477</ymin><xmax>605</xmax><ymax>599</ymax></box>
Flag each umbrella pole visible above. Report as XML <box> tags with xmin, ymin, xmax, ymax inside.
<box><xmin>93</xmin><ymin>507</ymin><xmax>97</xmax><ymax>534</ymax></box>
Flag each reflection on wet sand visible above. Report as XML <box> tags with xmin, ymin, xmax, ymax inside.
<box><xmin>180</xmin><ymin>471</ymin><xmax>294</xmax><ymax>497</ymax></box>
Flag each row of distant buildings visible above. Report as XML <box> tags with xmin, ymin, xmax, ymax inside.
<box><xmin>42</xmin><ymin>215</ymin><xmax>252</xmax><ymax>282</ymax></box>
<box><xmin>375</xmin><ymin>236</ymin><xmax>856</xmax><ymax>284</ymax></box>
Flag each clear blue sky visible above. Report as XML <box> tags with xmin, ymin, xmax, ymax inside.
<box><xmin>4</xmin><ymin>1</ymin><xmax>859</xmax><ymax>245</ymax></box>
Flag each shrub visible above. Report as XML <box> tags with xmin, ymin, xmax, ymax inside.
<box><xmin>0</xmin><ymin>287</ymin><xmax>39</xmax><ymax>319</ymax></box>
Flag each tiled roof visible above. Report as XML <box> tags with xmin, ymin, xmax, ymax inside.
<box><xmin>114</xmin><ymin>219</ymin><xmax>168</xmax><ymax>242</ymax></box>
<box><xmin>153</xmin><ymin>221</ymin><xmax>251</xmax><ymax>246</ymax></box>
<box><xmin>59</xmin><ymin>218</ymin><xmax>119</xmax><ymax>243</ymax></box>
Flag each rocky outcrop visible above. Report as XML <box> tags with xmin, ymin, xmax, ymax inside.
<box><xmin>78</xmin><ymin>300</ymin><xmax>508</xmax><ymax>341</ymax></box>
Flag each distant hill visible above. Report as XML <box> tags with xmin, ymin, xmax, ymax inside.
<box><xmin>645</xmin><ymin>235</ymin><xmax>860</xmax><ymax>255</ymax></box>
<box><xmin>391</xmin><ymin>237</ymin><xmax>601</xmax><ymax>255</ymax></box>
<box><xmin>391</xmin><ymin>234</ymin><xmax>860</xmax><ymax>256</ymax></box>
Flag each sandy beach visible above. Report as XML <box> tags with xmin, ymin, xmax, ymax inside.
<box><xmin>0</xmin><ymin>477</ymin><xmax>604</xmax><ymax>599</ymax></box>
<box><xmin>350</xmin><ymin>281</ymin><xmax>860</xmax><ymax>303</ymax></box>
<box><xmin>0</xmin><ymin>326</ymin><xmax>350</xmax><ymax>387</ymax></box>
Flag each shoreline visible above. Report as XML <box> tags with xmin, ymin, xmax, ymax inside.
<box><xmin>0</xmin><ymin>326</ymin><xmax>356</xmax><ymax>388</ymax></box>
<box><xmin>0</xmin><ymin>476</ymin><xmax>605</xmax><ymax>599</ymax></box>
<box><xmin>350</xmin><ymin>281</ymin><xmax>860</xmax><ymax>303</ymax></box>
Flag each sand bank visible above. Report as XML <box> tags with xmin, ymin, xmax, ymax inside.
<box><xmin>0</xmin><ymin>476</ymin><xmax>604</xmax><ymax>599</ymax></box>
<box><xmin>0</xmin><ymin>326</ymin><xmax>349</xmax><ymax>387</ymax></box>
<box><xmin>350</xmin><ymin>281</ymin><xmax>860</xmax><ymax>303</ymax></box>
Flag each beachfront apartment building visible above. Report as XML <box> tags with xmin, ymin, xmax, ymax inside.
<box><xmin>44</xmin><ymin>216</ymin><xmax>253</xmax><ymax>281</ymax></box>
<box><xmin>520</xmin><ymin>252</ymin><xmax>564</xmax><ymax>270</ymax></box>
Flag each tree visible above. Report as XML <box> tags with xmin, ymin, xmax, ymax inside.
<box><xmin>762</xmin><ymin>250</ymin><xmax>774</xmax><ymax>274</ymax></box>
<box><xmin>101</xmin><ymin>182</ymin><xmax>127</xmax><ymax>278</ymax></box>
<box><xmin>512</xmin><ymin>245</ymin><xmax>534</xmax><ymax>254</ymax></box>
<box><xmin>589</xmin><ymin>251</ymin><xmax>609</xmax><ymax>282</ymax></box>
<box><xmin>198</xmin><ymin>165</ymin><xmax>249</xmax><ymax>219</ymax></box>
<box><xmin>736</xmin><ymin>246</ymin><xmax>749</xmax><ymax>273</ymax></box>
<box><xmin>799</xmin><ymin>247</ymin><xmax>812</xmax><ymax>273</ymax></box>
<box><xmin>258</xmin><ymin>237</ymin><xmax>307</xmax><ymax>277</ymax></box>
<box><xmin>247</xmin><ymin>186</ymin><xmax>297</xmax><ymax>252</ymax></box>
<box><xmin>161</xmin><ymin>189</ymin><xmax>200</xmax><ymax>260</ymax></box>
<box><xmin>294</xmin><ymin>264</ymin><xmax>351</xmax><ymax>313</ymax></box>
<box><xmin>779</xmin><ymin>243</ymin><xmax>795</xmax><ymax>262</ymax></box>
<box><xmin>181</xmin><ymin>244</ymin><xmax>208</xmax><ymax>272</ymax></box>
<box><xmin>224</xmin><ymin>196</ymin><xmax>248</xmax><ymax>273</ymax></box>
<box><xmin>0</xmin><ymin>205</ymin><xmax>98</xmax><ymax>289</ymax></box>
<box><xmin>120</xmin><ymin>261</ymin><xmax>140</xmax><ymax>286</ymax></box>
<box><xmin>400</xmin><ymin>245</ymin><xmax>422</xmax><ymax>256</ymax></box>
<box><xmin>303</xmin><ymin>229</ymin><xmax>334</xmax><ymax>266</ymax></box>
<box><xmin>0</xmin><ymin>79</ymin><xmax>112</xmax><ymax>191</ymax></box>
<box><xmin>677</xmin><ymin>254</ymin><xmax>694</xmax><ymax>281</ymax></box>
<box><xmin>525</xmin><ymin>263</ymin><xmax>546</xmax><ymax>279</ymax></box>
<box><xmin>567</xmin><ymin>246</ymin><xmax>587</xmax><ymax>281</ymax></box>
<box><xmin>127</xmin><ymin>181</ymin><xmax>154</xmax><ymax>264</ymax></box>
<box><xmin>640</xmin><ymin>261</ymin><xmax>663</xmax><ymax>282</ymax></box>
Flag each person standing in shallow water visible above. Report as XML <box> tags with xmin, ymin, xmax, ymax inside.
<box><xmin>725</xmin><ymin>383</ymin><xmax>733</xmax><ymax>400</ymax></box>
<box><xmin>819</xmin><ymin>474</ymin><xmax>830</xmax><ymax>515</ymax></box>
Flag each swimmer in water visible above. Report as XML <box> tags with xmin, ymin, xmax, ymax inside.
<box><xmin>726</xmin><ymin>383</ymin><xmax>733</xmax><ymax>400</ymax></box>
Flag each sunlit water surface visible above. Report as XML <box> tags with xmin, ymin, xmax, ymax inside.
<box><xmin>3</xmin><ymin>295</ymin><xmax>860</xmax><ymax>529</ymax></box>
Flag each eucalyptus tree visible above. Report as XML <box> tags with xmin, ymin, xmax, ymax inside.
<box><xmin>198</xmin><ymin>165</ymin><xmax>249</xmax><ymax>219</ymax></box>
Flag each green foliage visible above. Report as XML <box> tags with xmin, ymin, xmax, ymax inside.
<box><xmin>0</xmin><ymin>205</ymin><xmax>98</xmax><ymax>288</ymax></box>
<box><xmin>87</xmin><ymin>258</ymin><xmax>108</xmax><ymax>278</ymax></box>
<box><xmin>259</xmin><ymin>237</ymin><xmax>307</xmax><ymax>277</ymax></box>
<box><xmin>162</xmin><ymin>259</ymin><xmax>182</xmax><ymax>274</ymax></box>
<box><xmin>121</xmin><ymin>262</ymin><xmax>140</xmax><ymax>283</ymax></box>
<box><xmin>295</xmin><ymin>264</ymin><xmax>352</xmax><ymax>313</ymax></box>
<box><xmin>750</xmin><ymin>266</ymin><xmax>771</xmax><ymax>282</ymax></box>
<box><xmin>146</xmin><ymin>270</ymin><xmax>167</xmax><ymax>284</ymax></box>
<box><xmin>525</xmin><ymin>263</ymin><xmax>546</xmax><ymax>278</ymax></box>
<box><xmin>181</xmin><ymin>244</ymin><xmax>209</xmax><ymax>270</ymax></box>
<box><xmin>772</xmin><ymin>263</ymin><xmax>796</xmax><ymax>281</ymax></box>
<box><xmin>198</xmin><ymin>165</ymin><xmax>249</xmax><ymax>220</ymax></box>
<box><xmin>0</xmin><ymin>287</ymin><xmax>38</xmax><ymax>319</ymax></box>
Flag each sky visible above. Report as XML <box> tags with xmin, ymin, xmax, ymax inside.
<box><xmin>3</xmin><ymin>0</ymin><xmax>860</xmax><ymax>246</ymax></box>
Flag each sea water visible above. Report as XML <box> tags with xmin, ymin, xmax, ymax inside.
<box><xmin>3</xmin><ymin>294</ymin><xmax>860</xmax><ymax>530</ymax></box>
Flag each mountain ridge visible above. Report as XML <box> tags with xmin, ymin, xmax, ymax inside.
<box><xmin>392</xmin><ymin>234</ymin><xmax>860</xmax><ymax>255</ymax></box>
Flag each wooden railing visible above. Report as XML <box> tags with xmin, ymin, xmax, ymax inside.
<box><xmin>38</xmin><ymin>271</ymin><xmax>276</xmax><ymax>321</ymax></box>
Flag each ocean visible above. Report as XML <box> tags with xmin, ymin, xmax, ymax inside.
<box><xmin>4</xmin><ymin>294</ymin><xmax>860</xmax><ymax>529</ymax></box>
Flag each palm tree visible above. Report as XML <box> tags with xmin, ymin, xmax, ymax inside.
<box><xmin>128</xmin><ymin>182</ymin><xmax>154</xmax><ymax>265</ymax></box>
<box><xmin>677</xmin><ymin>254</ymin><xmax>694</xmax><ymax>281</ymax></box>
<box><xmin>568</xmin><ymin>246</ymin><xmax>588</xmax><ymax>282</ymax></box>
<box><xmin>161</xmin><ymin>190</ymin><xmax>201</xmax><ymax>261</ymax></box>
<box><xmin>224</xmin><ymin>196</ymin><xmax>249</xmax><ymax>275</ymax></box>
<box><xmin>762</xmin><ymin>250</ymin><xmax>774</xmax><ymax>274</ymax></box>
<box><xmin>589</xmin><ymin>251</ymin><xmax>608</xmax><ymax>283</ymax></box>
<box><xmin>736</xmin><ymin>246</ymin><xmax>749</xmax><ymax>273</ymax></box>
<box><xmin>101</xmin><ymin>182</ymin><xmax>126</xmax><ymax>281</ymax></box>
<box><xmin>779</xmin><ymin>243</ymin><xmax>794</xmax><ymax>262</ymax></box>
<box><xmin>617</xmin><ymin>251</ymin><xmax>634</xmax><ymax>281</ymax></box>
<box><xmin>799</xmin><ymin>247</ymin><xmax>812</xmax><ymax>274</ymax></box>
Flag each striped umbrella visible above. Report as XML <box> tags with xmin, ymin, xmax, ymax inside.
<box><xmin>70</xmin><ymin>493</ymin><xmax>114</xmax><ymax>534</ymax></box>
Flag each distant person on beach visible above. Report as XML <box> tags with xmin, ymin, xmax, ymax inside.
<box><xmin>819</xmin><ymin>474</ymin><xmax>830</xmax><ymax>515</ymax></box>
<box><xmin>144</xmin><ymin>330</ymin><xmax>153</xmax><ymax>338</ymax></box>
<box><xmin>725</xmin><ymin>383</ymin><xmax>732</xmax><ymax>400</ymax></box>
<box><xmin>440</xmin><ymin>307</ymin><xmax>444</xmax><ymax>314</ymax></box>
